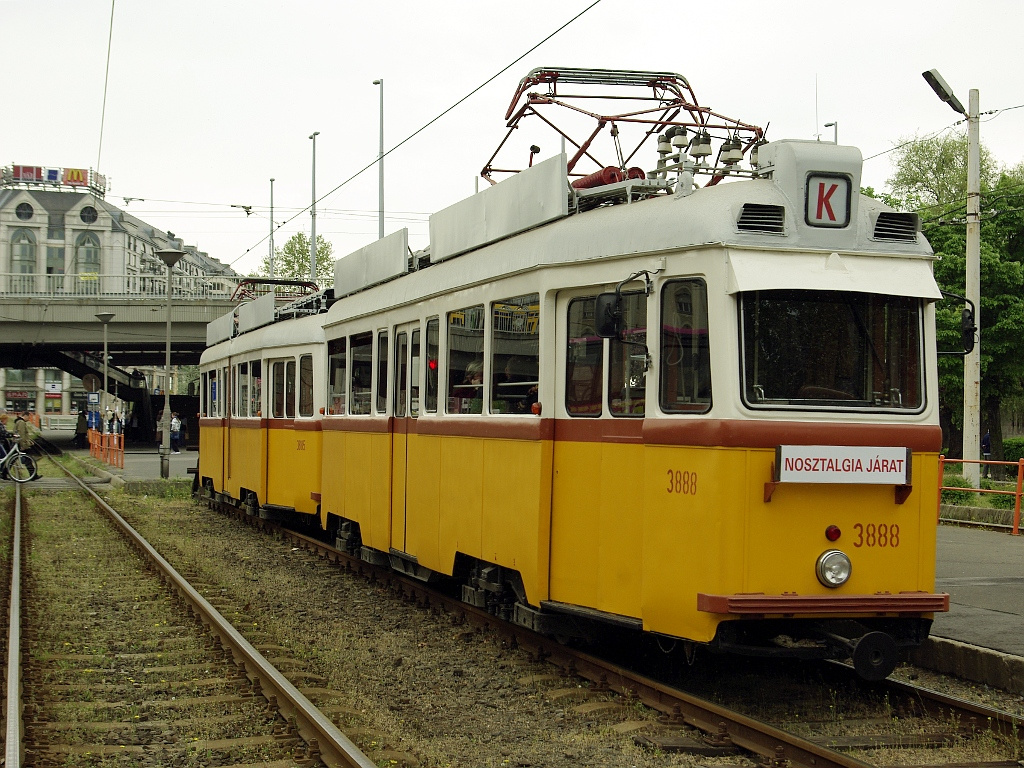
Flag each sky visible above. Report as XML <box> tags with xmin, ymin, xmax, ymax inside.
<box><xmin>3</xmin><ymin>0</ymin><xmax>1023</xmax><ymax>276</ymax></box>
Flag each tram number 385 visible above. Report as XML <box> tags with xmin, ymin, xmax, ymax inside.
<box><xmin>853</xmin><ymin>523</ymin><xmax>900</xmax><ymax>548</ymax></box>
<box><xmin>666</xmin><ymin>469</ymin><xmax>697</xmax><ymax>495</ymax></box>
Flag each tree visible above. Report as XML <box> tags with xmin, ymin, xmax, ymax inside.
<box><xmin>253</xmin><ymin>232</ymin><xmax>334</xmax><ymax>287</ymax></box>
<box><xmin>887</xmin><ymin>135</ymin><xmax>1024</xmax><ymax>461</ymax></box>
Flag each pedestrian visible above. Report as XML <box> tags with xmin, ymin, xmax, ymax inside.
<box><xmin>982</xmin><ymin>429</ymin><xmax>992</xmax><ymax>479</ymax></box>
<box><xmin>74</xmin><ymin>412</ymin><xmax>88</xmax><ymax>448</ymax></box>
<box><xmin>170</xmin><ymin>412</ymin><xmax>181</xmax><ymax>454</ymax></box>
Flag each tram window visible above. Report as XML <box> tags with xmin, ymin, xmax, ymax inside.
<box><xmin>376</xmin><ymin>331</ymin><xmax>389</xmax><ymax>414</ymax></box>
<box><xmin>328</xmin><ymin>338</ymin><xmax>347</xmax><ymax>415</ymax></box>
<box><xmin>566</xmin><ymin>297</ymin><xmax>603</xmax><ymax>416</ymax></box>
<box><xmin>490</xmin><ymin>293</ymin><xmax>539</xmax><ymax>414</ymax></box>
<box><xmin>394</xmin><ymin>332</ymin><xmax>408</xmax><ymax>417</ymax></box>
<box><xmin>250</xmin><ymin>361</ymin><xmax>262</xmax><ymax>417</ymax></box>
<box><xmin>660</xmin><ymin>280</ymin><xmax>712</xmax><ymax>413</ymax></box>
<box><xmin>286</xmin><ymin>360</ymin><xmax>296</xmax><ymax>418</ymax></box>
<box><xmin>447</xmin><ymin>305</ymin><xmax>484</xmax><ymax>414</ymax></box>
<box><xmin>201</xmin><ymin>372</ymin><xmax>208</xmax><ymax>417</ymax></box>
<box><xmin>741</xmin><ymin>290</ymin><xmax>923</xmax><ymax>411</ymax></box>
<box><xmin>298</xmin><ymin>354</ymin><xmax>313</xmax><ymax>417</ymax></box>
<box><xmin>411</xmin><ymin>329</ymin><xmax>421</xmax><ymax>417</ymax></box>
<box><xmin>272</xmin><ymin>361</ymin><xmax>285</xmax><ymax>418</ymax></box>
<box><xmin>237</xmin><ymin>362</ymin><xmax>248</xmax><ymax>418</ymax></box>
<box><xmin>609</xmin><ymin>292</ymin><xmax>647</xmax><ymax>417</ymax></box>
<box><xmin>425</xmin><ymin>318</ymin><xmax>439</xmax><ymax>413</ymax></box>
<box><xmin>209</xmin><ymin>369</ymin><xmax>219</xmax><ymax>417</ymax></box>
<box><xmin>349</xmin><ymin>333</ymin><xmax>373</xmax><ymax>414</ymax></box>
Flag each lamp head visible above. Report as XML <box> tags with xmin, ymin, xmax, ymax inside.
<box><xmin>156</xmin><ymin>248</ymin><xmax>185</xmax><ymax>269</ymax></box>
<box><xmin>95</xmin><ymin>312</ymin><xmax>115</xmax><ymax>325</ymax></box>
<box><xmin>922</xmin><ymin>69</ymin><xmax>967</xmax><ymax>116</ymax></box>
<box><xmin>373</xmin><ymin>79</ymin><xmax>382</xmax><ymax>85</ymax></box>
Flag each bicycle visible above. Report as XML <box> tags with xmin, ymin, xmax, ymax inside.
<box><xmin>0</xmin><ymin>431</ymin><xmax>37</xmax><ymax>483</ymax></box>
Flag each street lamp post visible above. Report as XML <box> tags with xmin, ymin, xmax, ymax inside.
<box><xmin>95</xmin><ymin>312</ymin><xmax>115</xmax><ymax>431</ymax></box>
<box><xmin>923</xmin><ymin>69</ymin><xmax>981</xmax><ymax>485</ymax></box>
<box><xmin>373</xmin><ymin>78</ymin><xmax>384</xmax><ymax>240</ymax></box>
<box><xmin>156</xmin><ymin>248</ymin><xmax>184</xmax><ymax>479</ymax></box>
<box><xmin>309</xmin><ymin>131</ymin><xmax>320</xmax><ymax>282</ymax></box>
<box><xmin>824</xmin><ymin>121</ymin><xmax>838</xmax><ymax>144</ymax></box>
<box><xmin>268</xmin><ymin>178</ymin><xmax>276</xmax><ymax>280</ymax></box>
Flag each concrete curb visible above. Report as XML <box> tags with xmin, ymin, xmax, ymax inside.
<box><xmin>909</xmin><ymin>636</ymin><xmax>1024</xmax><ymax>694</ymax></box>
<box><xmin>64</xmin><ymin>452</ymin><xmax>125</xmax><ymax>488</ymax></box>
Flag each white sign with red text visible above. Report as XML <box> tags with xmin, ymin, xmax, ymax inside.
<box><xmin>805</xmin><ymin>174</ymin><xmax>850</xmax><ymax>227</ymax></box>
<box><xmin>775</xmin><ymin>445</ymin><xmax>911</xmax><ymax>485</ymax></box>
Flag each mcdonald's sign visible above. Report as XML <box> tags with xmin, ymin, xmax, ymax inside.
<box><xmin>62</xmin><ymin>168</ymin><xmax>88</xmax><ymax>187</ymax></box>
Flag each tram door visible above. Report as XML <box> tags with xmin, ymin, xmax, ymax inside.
<box><xmin>390</xmin><ymin>323</ymin><xmax>421</xmax><ymax>552</ymax></box>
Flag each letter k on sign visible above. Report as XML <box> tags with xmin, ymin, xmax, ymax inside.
<box><xmin>805</xmin><ymin>174</ymin><xmax>850</xmax><ymax>227</ymax></box>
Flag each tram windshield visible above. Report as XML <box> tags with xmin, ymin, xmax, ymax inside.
<box><xmin>741</xmin><ymin>290</ymin><xmax>923</xmax><ymax>411</ymax></box>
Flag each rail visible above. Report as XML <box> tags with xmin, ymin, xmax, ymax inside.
<box><xmin>0</xmin><ymin>272</ymin><xmax>242</xmax><ymax>300</ymax></box>
<box><xmin>938</xmin><ymin>455</ymin><xmax>1023</xmax><ymax>535</ymax></box>
<box><xmin>39</xmin><ymin>415</ymin><xmax>76</xmax><ymax>431</ymax></box>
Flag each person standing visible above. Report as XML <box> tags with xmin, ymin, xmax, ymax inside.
<box><xmin>75</xmin><ymin>412</ymin><xmax>88</xmax><ymax>448</ymax></box>
<box><xmin>982</xmin><ymin>429</ymin><xmax>992</xmax><ymax>479</ymax></box>
<box><xmin>170</xmin><ymin>412</ymin><xmax>182</xmax><ymax>454</ymax></box>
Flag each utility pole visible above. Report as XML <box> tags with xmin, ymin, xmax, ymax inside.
<box><xmin>309</xmin><ymin>131</ymin><xmax>319</xmax><ymax>282</ymax></box>
<box><xmin>923</xmin><ymin>69</ymin><xmax>981</xmax><ymax>485</ymax></box>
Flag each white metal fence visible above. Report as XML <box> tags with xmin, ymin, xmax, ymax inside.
<box><xmin>0</xmin><ymin>272</ymin><xmax>242</xmax><ymax>300</ymax></box>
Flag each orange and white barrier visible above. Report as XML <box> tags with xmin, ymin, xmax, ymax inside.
<box><xmin>88</xmin><ymin>428</ymin><xmax>124</xmax><ymax>469</ymax></box>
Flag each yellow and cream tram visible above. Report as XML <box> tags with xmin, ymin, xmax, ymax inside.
<box><xmin>199</xmin><ymin>69</ymin><xmax>948</xmax><ymax>679</ymax></box>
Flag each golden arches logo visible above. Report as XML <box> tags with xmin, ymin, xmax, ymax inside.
<box><xmin>63</xmin><ymin>168</ymin><xmax>88</xmax><ymax>185</ymax></box>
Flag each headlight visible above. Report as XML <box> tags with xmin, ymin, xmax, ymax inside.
<box><xmin>816</xmin><ymin>549</ymin><xmax>851</xmax><ymax>588</ymax></box>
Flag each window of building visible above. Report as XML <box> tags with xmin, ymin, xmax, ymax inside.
<box><xmin>47</xmin><ymin>213</ymin><xmax>64</xmax><ymax>241</ymax></box>
<box><xmin>328</xmin><ymin>338</ymin><xmax>347</xmax><ymax>415</ymax></box>
<box><xmin>46</xmin><ymin>246</ymin><xmax>65</xmax><ymax>274</ymax></box>
<box><xmin>349</xmin><ymin>333</ymin><xmax>373</xmax><ymax>414</ymax></box>
<box><xmin>425</xmin><ymin>319</ymin><xmax>439</xmax><ymax>413</ymax></box>
<box><xmin>15</xmin><ymin>202</ymin><xmax>33</xmax><ymax>220</ymax></box>
<box><xmin>491</xmin><ymin>293</ymin><xmax>539</xmax><ymax>414</ymax></box>
<box><xmin>566</xmin><ymin>297</ymin><xmax>603</xmax><ymax>416</ymax></box>
<box><xmin>298</xmin><ymin>354</ymin><xmax>313</xmax><ymax>417</ymax></box>
<box><xmin>660</xmin><ymin>280</ymin><xmax>712</xmax><ymax>413</ymax></box>
<box><xmin>608</xmin><ymin>292</ymin><xmax>647</xmax><ymax>417</ymax></box>
<box><xmin>11</xmin><ymin>229</ymin><xmax>36</xmax><ymax>274</ymax></box>
<box><xmin>80</xmin><ymin>206</ymin><xmax>98</xmax><ymax>224</ymax></box>
<box><xmin>376</xmin><ymin>331</ymin><xmax>388</xmax><ymax>414</ymax></box>
<box><xmin>75</xmin><ymin>232</ymin><xmax>100</xmax><ymax>272</ymax></box>
<box><xmin>447</xmin><ymin>305</ymin><xmax>484</xmax><ymax>414</ymax></box>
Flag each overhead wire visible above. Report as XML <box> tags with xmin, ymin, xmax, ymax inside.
<box><xmin>228</xmin><ymin>0</ymin><xmax>606</xmax><ymax>267</ymax></box>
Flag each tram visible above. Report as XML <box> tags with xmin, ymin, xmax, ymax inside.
<box><xmin>199</xmin><ymin>68</ymin><xmax>948</xmax><ymax>680</ymax></box>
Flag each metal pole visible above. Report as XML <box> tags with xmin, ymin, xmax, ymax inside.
<box><xmin>269</xmin><ymin>177</ymin><xmax>275</xmax><ymax>278</ymax></box>
<box><xmin>374</xmin><ymin>78</ymin><xmax>384</xmax><ymax>239</ymax></box>
<box><xmin>309</xmin><ymin>131</ymin><xmax>319</xmax><ymax>282</ymax></box>
<box><xmin>95</xmin><ymin>312</ymin><xmax>114</xmax><ymax>432</ymax></box>
<box><xmin>156</xmin><ymin>249</ymin><xmax>183</xmax><ymax>479</ymax></box>
<box><xmin>964</xmin><ymin>89</ymin><xmax>981</xmax><ymax>486</ymax></box>
<box><xmin>825</xmin><ymin>121</ymin><xmax>837</xmax><ymax>144</ymax></box>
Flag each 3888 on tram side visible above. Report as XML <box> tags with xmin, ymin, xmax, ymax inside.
<box><xmin>199</xmin><ymin>68</ymin><xmax>948</xmax><ymax>680</ymax></box>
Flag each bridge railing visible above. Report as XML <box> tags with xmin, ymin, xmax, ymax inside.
<box><xmin>0</xmin><ymin>272</ymin><xmax>243</xmax><ymax>300</ymax></box>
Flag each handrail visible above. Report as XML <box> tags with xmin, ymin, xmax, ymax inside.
<box><xmin>88</xmin><ymin>428</ymin><xmax>124</xmax><ymax>469</ymax></box>
<box><xmin>937</xmin><ymin>455</ymin><xmax>1023</xmax><ymax>535</ymax></box>
<box><xmin>0</xmin><ymin>272</ymin><xmax>242</xmax><ymax>300</ymax></box>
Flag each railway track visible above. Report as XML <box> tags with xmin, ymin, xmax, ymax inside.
<box><xmin>2</xmin><ymin>457</ymin><xmax>376</xmax><ymax>768</ymax></box>
<box><xmin>199</xmin><ymin>489</ymin><xmax>1024</xmax><ymax>768</ymax></box>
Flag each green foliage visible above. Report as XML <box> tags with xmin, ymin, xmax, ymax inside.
<box><xmin>1003</xmin><ymin>437</ymin><xmax>1024</xmax><ymax>464</ymax></box>
<box><xmin>887</xmin><ymin>131</ymin><xmax>997</xmax><ymax>212</ymax></box>
<box><xmin>980</xmin><ymin>479</ymin><xmax>1016</xmax><ymax>509</ymax></box>
<box><xmin>253</xmin><ymin>232</ymin><xmax>335</xmax><ymax>287</ymax></box>
<box><xmin>940</xmin><ymin>474</ymin><xmax>976</xmax><ymax>506</ymax></box>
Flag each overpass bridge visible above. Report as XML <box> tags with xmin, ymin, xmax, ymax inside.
<box><xmin>0</xmin><ymin>271</ymin><xmax>241</xmax><ymax>407</ymax></box>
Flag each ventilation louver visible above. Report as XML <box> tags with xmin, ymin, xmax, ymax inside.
<box><xmin>874</xmin><ymin>212</ymin><xmax>918</xmax><ymax>242</ymax></box>
<box><xmin>737</xmin><ymin>203</ymin><xmax>785</xmax><ymax>234</ymax></box>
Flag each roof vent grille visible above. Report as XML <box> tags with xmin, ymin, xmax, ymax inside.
<box><xmin>874</xmin><ymin>212</ymin><xmax>918</xmax><ymax>242</ymax></box>
<box><xmin>737</xmin><ymin>203</ymin><xmax>785</xmax><ymax>234</ymax></box>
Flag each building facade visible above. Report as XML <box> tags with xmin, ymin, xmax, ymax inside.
<box><xmin>0</xmin><ymin>164</ymin><xmax>237</xmax><ymax>417</ymax></box>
